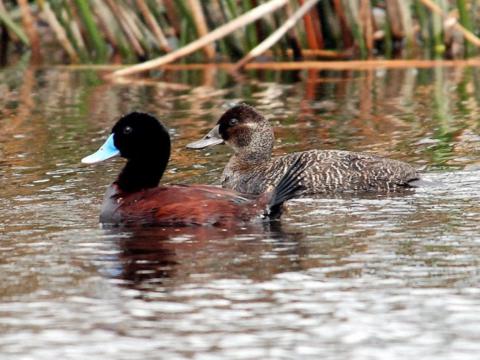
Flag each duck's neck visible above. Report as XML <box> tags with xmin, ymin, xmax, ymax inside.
<box><xmin>233</xmin><ymin>130</ymin><xmax>274</xmax><ymax>167</ymax></box>
<box><xmin>234</xmin><ymin>149</ymin><xmax>272</xmax><ymax>166</ymax></box>
<box><xmin>115</xmin><ymin>157</ymin><xmax>168</xmax><ymax>193</ymax></box>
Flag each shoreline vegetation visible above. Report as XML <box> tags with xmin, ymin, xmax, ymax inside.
<box><xmin>0</xmin><ymin>1</ymin><xmax>479</xmax><ymax>77</ymax></box>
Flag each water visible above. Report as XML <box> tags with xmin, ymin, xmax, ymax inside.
<box><xmin>1</xmin><ymin>64</ymin><xmax>480</xmax><ymax>359</ymax></box>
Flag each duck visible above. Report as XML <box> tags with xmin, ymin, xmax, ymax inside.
<box><xmin>187</xmin><ymin>104</ymin><xmax>420</xmax><ymax>195</ymax></box>
<box><xmin>81</xmin><ymin>112</ymin><xmax>304</xmax><ymax>227</ymax></box>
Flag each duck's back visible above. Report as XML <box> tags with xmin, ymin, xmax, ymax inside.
<box><xmin>222</xmin><ymin>150</ymin><xmax>419</xmax><ymax>195</ymax></box>
<box><xmin>101</xmin><ymin>184</ymin><xmax>258</xmax><ymax>226</ymax></box>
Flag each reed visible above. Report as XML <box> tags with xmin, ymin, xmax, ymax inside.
<box><xmin>0</xmin><ymin>0</ymin><xmax>477</xmax><ymax>67</ymax></box>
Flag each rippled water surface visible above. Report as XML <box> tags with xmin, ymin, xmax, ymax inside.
<box><xmin>1</xmin><ymin>65</ymin><xmax>480</xmax><ymax>359</ymax></box>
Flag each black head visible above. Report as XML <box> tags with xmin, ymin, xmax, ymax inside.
<box><xmin>82</xmin><ymin>112</ymin><xmax>171</xmax><ymax>192</ymax></box>
<box><xmin>110</xmin><ymin>112</ymin><xmax>171</xmax><ymax>192</ymax></box>
<box><xmin>112</xmin><ymin>112</ymin><xmax>171</xmax><ymax>161</ymax></box>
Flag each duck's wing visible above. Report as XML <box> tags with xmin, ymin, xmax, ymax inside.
<box><xmin>268</xmin><ymin>150</ymin><xmax>419</xmax><ymax>193</ymax></box>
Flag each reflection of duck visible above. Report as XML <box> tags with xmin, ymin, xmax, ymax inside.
<box><xmin>102</xmin><ymin>222</ymin><xmax>307</xmax><ymax>291</ymax></box>
<box><xmin>188</xmin><ymin>104</ymin><xmax>420</xmax><ymax>195</ymax></box>
<box><xmin>82</xmin><ymin>112</ymin><xmax>304</xmax><ymax>227</ymax></box>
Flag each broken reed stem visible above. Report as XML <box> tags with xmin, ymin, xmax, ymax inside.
<box><xmin>111</xmin><ymin>0</ymin><xmax>288</xmax><ymax>78</ymax></box>
<box><xmin>187</xmin><ymin>0</ymin><xmax>215</xmax><ymax>60</ymax></box>
<box><xmin>235</xmin><ymin>0</ymin><xmax>320</xmax><ymax>69</ymax></box>
<box><xmin>419</xmin><ymin>0</ymin><xmax>480</xmax><ymax>48</ymax></box>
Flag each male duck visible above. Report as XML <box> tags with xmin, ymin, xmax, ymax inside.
<box><xmin>187</xmin><ymin>104</ymin><xmax>420</xmax><ymax>195</ymax></box>
<box><xmin>82</xmin><ymin>112</ymin><xmax>304</xmax><ymax>226</ymax></box>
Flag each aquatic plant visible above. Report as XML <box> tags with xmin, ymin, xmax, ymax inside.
<box><xmin>0</xmin><ymin>0</ymin><xmax>478</xmax><ymax>68</ymax></box>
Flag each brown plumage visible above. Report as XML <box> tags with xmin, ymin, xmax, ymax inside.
<box><xmin>187</xmin><ymin>104</ymin><xmax>420</xmax><ymax>195</ymax></box>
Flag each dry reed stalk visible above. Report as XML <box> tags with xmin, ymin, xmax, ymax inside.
<box><xmin>235</xmin><ymin>0</ymin><xmax>321</xmax><ymax>69</ymax></box>
<box><xmin>332</xmin><ymin>0</ymin><xmax>353</xmax><ymax>47</ymax></box>
<box><xmin>308</xmin><ymin>3</ymin><xmax>324</xmax><ymax>49</ymax></box>
<box><xmin>111</xmin><ymin>0</ymin><xmax>288</xmax><ymax>77</ymax></box>
<box><xmin>420</xmin><ymin>0</ymin><xmax>480</xmax><ymax>48</ymax></box>
<box><xmin>105</xmin><ymin>0</ymin><xmax>145</xmax><ymax>56</ymax></box>
<box><xmin>136</xmin><ymin>0</ymin><xmax>171</xmax><ymax>52</ymax></box>
<box><xmin>66</xmin><ymin>7</ymin><xmax>88</xmax><ymax>53</ymax></box>
<box><xmin>398</xmin><ymin>0</ymin><xmax>415</xmax><ymax>50</ymax></box>
<box><xmin>385</xmin><ymin>0</ymin><xmax>403</xmax><ymax>39</ymax></box>
<box><xmin>359</xmin><ymin>0</ymin><xmax>373</xmax><ymax>55</ymax></box>
<box><xmin>187</xmin><ymin>0</ymin><xmax>215</xmax><ymax>59</ymax></box>
<box><xmin>17</xmin><ymin>0</ymin><xmax>41</xmax><ymax>62</ymax></box>
<box><xmin>118</xmin><ymin>2</ymin><xmax>147</xmax><ymax>44</ymax></box>
<box><xmin>299</xmin><ymin>0</ymin><xmax>319</xmax><ymax>50</ymax></box>
<box><xmin>163</xmin><ymin>0</ymin><xmax>181</xmax><ymax>36</ymax></box>
<box><xmin>91</xmin><ymin>0</ymin><xmax>119</xmax><ymax>48</ymax></box>
<box><xmin>284</xmin><ymin>1</ymin><xmax>302</xmax><ymax>59</ymax></box>
<box><xmin>242</xmin><ymin>59</ymin><xmax>480</xmax><ymax>70</ymax></box>
<box><xmin>38</xmin><ymin>1</ymin><xmax>78</xmax><ymax>62</ymax></box>
<box><xmin>285</xmin><ymin>48</ymin><xmax>348</xmax><ymax>58</ymax></box>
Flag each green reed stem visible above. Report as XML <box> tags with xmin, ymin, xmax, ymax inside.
<box><xmin>73</xmin><ymin>0</ymin><xmax>108</xmax><ymax>62</ymax></box>
<box><xmin>0</xmin><ymin>7</ymin><xmax>29</xmax><ymax>45</ymax></box>
<box><xmin>456</xmin><ymin>0</ymin><xmax>473</xmax><ymax>56</ymax></box>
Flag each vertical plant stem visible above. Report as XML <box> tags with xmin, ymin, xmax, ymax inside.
<box><xmin>385</xmin><ymin>0</ymin><xmax>404</xmax><ymax>40</ymax></box>
<box><xmin>431</xmin><ymin>0</ymin><xmax>446</xmax><ymax>56</ymax></box>
<box><xmin>63</xmin><ymin>3</ymin><xmax>90</xmax><ymax>62</ymax></box>
<box><xmin>285</xmin><ymin>1</ymin><xmax>302</xmax><ymax>59</ymax></box>
<box><xmin>242</xmin><ymin>0</ymin><xmax>258</xmax><ymax>50</ymax></box>
<box><xmin>136</xmin><ymin>0</ymin><xmax>171</xmax><ymax>52</ymax></box>
<box><xmin>235</xmin><ymin>0</ymin><xmax>320</xmax><ymax>69</ymax></box>
<box><xmin>37</xmin><ymin>0</ymin><xmax>79</xmax><ymax>62</ymax></box>
<box><xmin>187</xmin><ymin>0</ymin><xmax>215</xmax><ymax>60</ymax></box>
<box><xmin>420</xmin><ymin>0</ymin><xmax>480</xmax><ymax>49</ymax></box>
<box><xmin>300</xmin><ymin>0</ymin><xmax>319</xmax><ymax>50</ymax></box>
<box><xmin>72</xmin><ymin>0</ymin><xmax>108</xmax><ymax>61</ymax></box>
<box><xmin>308</xmin><ymin>2</ymin><xmax>324</xmax><ymax>49</ymax></box>
<box><xmin>332</xmin><ymin>0</ymin><xmax>353</xmax><ymax>48</ymax></box>
<box><xmin>359</xmin><ymin>0</ymin><xmax>373</xmax><ymax>56</ymax></box>
<box><xmin>414</xmin><ymin>0</ymin><xmax>430</xmax><ymax>54</ymax></box>
<box><xmin>93</xmin><ymin>0</ymin><xmax>133</xmax><ymax>60</ymax></box>
<box><xmin>399</xmin><ymin>0</ymin><xmax>415</xmax><ymax>55</ymax></box>
<box><xmin>457</xmin><ymin>0</ymin><xmax>473</xmax><ymax>56</ymax></box>
<box><xmin>343</xmin><ymin>0</ymin><xmax>367</xmax><ymax>58</ymax></box>
<box><xmin>105</xmin><ymin>0</ymin><xmax>145</xmax><ymax>57</ymax></box>
<box><xmin>17</xmin><ymin>0</ymin><xmax>41</xmax><ymax>62</ymax></box>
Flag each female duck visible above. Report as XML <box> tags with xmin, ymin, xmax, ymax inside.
<box><xmin>82</xmin><ymin>112</ymin><xmax>303</xmax><ymax>226</ymax></box>
<box><xmin>187</xmin><ymin>104</ymin><xmax>420</xmax><ymax>195</ymax></box>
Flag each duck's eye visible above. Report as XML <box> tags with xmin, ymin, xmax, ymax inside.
<box><xmin>229</xmin><ymin>118</ymin><xmax>238</xmax><ymax>126</ymax></box>
<box><xmin>123</xmin><ymin>126</ymin><xmax>133</xmax><ymax>135</ymax></box>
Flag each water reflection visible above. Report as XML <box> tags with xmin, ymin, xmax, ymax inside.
<box><xmin>101</xmin><ymin>222</ymin><xmax>309</xmax><ymax>293</ymax></box>
<box><xmin>1</xmin><ymin>65</ymin><xmax>480</xmax><ymax>359</ymax></box>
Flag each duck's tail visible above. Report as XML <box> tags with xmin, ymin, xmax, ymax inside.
<box><xmin>264</xmin><ymin>156</ymin><xmax>305</xmax><ymax>218</ymax></box>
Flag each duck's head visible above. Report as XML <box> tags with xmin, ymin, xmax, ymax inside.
<box><xmin>187</xmin><ymin>104</ymin><xmax>274</xmax><ymax>158</ymax></box>
<box><xmin>82</xmin><ymin>112</ymin><xmax>171</xmax><ymax>192</ymax></box>
<box><xmin>82</xmin><ymin>112</ymin><xmax>171</xmax><ymax>164</ymax></box>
